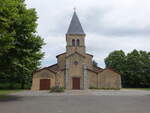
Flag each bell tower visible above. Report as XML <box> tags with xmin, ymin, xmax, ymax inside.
<box><xmin>66</xmin><ymin>11</ymin><xmax>86</xmax><ymax>56</ymax></box>
<box><xmin>65</xmin><ymin>10</ymin><xmax>90</xmax><ymax>90</ymax></box>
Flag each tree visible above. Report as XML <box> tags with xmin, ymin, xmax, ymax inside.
<box><xmin>105</xmin><ymin>50</ymin><xmax>126</xmax><ymax>72</ymax></box>
<box><xmin>126</xmin><ymin>50</ymin><xmax>150</xmax><ymax>87</ymax></box>
<box><xmin>139</xmin><ymin>51</ymin><xmax>150</xmax><ymax>87</ymax></box>
<box><xmin>104</xmin><ymin>49</ymin><xmax>150</xmax><ymax>88</ymax></box>
<box><xmin>0</xmin><ymin>0</ymin><xmax>44</xmax><ymax>89</ymax></box>
<box><xmin>92</xmin><ymin>60</ymin><xmax>98</xmax><ymax>67</ymax></box>
<box><xmin>104</xmin><ymin>50</ymin><xmax>126</xmax><ymax>86</ymax></box>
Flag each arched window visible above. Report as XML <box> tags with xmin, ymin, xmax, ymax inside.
<box><xmin>72</xmin><ymin>39</ymin><xmax>75</xmax><ymax>46</ymax></box>
<box><xmin>77</xmin><ymin>39</ymin><xmax>80</xmax><ymax>46</ymax></box>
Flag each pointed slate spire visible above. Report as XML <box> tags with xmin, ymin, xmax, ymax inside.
<box><xmin>66</xmin><ymin>11</ymin><xmax>85</xmax><ymax>35</ymax></box>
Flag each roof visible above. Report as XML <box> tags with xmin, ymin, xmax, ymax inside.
<box><xmin>66</xmin><ymin>11</ymin><xmax>85</xmax><ymax>35</ymax></box>
<box><xmin>47</xmin><ymin>64</ymin><xmax>57</xmax><ymax>68</ymax></box>
<box><xmin>56</xmin><ymin>52</ymin><xmax>92</xmax><ymax>58</ymax></box>
<box><xmin>56</xmin><ymin>52</ymin><xmax>66</xmax><ymax>58</ymax></box>
<box><xmin>33</xmin><ymin>63</ymin><xmax>65</xmax><ymax>75</ymax></box>
<box><xmin>33</xmin><ymin>67</ymin><xmax>57</xmax><ymax>74</ymax></box>
<box><xmin>66</xmin><ymin>52</ymin><xmax>85</xmax><ymax>58</ymax></box>
<box><xmin>102</xmin><ymin>68</ymin><xmax>120</xmax><ymax>75</ymax></box>
<box><xmin>86</xmin><ymin>53</ymin><xmax>93</xmax><ymax>57</ymax></box>
<box><xmin>87</xmin><ymin>68</ymin><xmax>98</xmax><ymax>73</ymax></box>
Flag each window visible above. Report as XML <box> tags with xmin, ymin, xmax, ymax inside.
<box><xmin>77</xmin><ymin>39</ymin><xmax>80</xmax><ymax>46</ymax></box>
<box><xmin>72</xmin><ymin>39</ymin><xmax>75</xmax><ymax>46</ymax></box>
<box><xmin>74</xmin><ymin>61</ymin><xmax>78</xmax><ymax>65</ymax></box>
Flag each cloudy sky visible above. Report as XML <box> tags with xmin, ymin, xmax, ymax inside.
<box><xmin>25</xmin><ymin>0</ymin><xmax>150</xmax><ymax>68</ymax></box>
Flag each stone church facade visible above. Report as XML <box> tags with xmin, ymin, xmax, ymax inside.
<box><xmin>31</xmin><ymin>11</ymin><xmax>121</xmax><ymax>90</ymax></box>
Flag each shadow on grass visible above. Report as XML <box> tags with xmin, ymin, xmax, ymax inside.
<box><xmin>0</xmin><ymin>95</ymin><xmax>24</xmax><ymax>102</ymax></box>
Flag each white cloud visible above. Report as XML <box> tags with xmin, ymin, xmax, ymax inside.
<box><xmin>86</xmin><ymin>33</ymin><xmax>150</xmax><ymax>67</ymax></box>
<box><xmin>25</xmin><ymin>0</ymin><xmax>150</xmax><ymax>68</ymax></box>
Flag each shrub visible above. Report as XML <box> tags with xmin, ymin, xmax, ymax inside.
<box><xmin>89</xmin><ymin>86</ymin><xmax>120</xmax><ymax>90</ymax></box>
<box><xmin>50</xmin><ymin>86</ymin><xmax>64</xmax><ymax>93</ymax></box>
<box><xmin>100</xmin><ymin>88</ymin><xmax>120</xmax><ymax>90</ymax></box>
<box><xmin>89</xmin><ymin>86</ymin><xmax>99</xmax><ymax>89</ymax></box>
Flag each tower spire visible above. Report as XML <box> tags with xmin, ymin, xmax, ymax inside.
<box><xmin>73</xmin><ymin>7</ymin><xmax>76</xmax><ymax>12</ymax></box>
<box><xmin>66</xmin><ymin>11</ymin><xmax>85</xmax><ymax>35</ymax></box>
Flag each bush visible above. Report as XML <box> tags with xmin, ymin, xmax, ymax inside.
<box><xmin>89</xmin><ymin>86</ymin><xmax>99</xmax><ymax>89</ymax></box>
<box><xmin>100</xmin><ymin>88</ymin><xmax>120</xmax><ymax>90</ymax></box>
<box><xmin>0</xmin><ymin>82</ymin><xmax>31</xmax><ymax>89</ymax></box>
<box><xmin>50</xmin><ymin>86</ymin><xmax>64</xmax><ymax>93</ymax></box>
<box><xmin>89</xmin><ymin>86</ymin><xmax>120</xmax><ymax>90</ymax></box>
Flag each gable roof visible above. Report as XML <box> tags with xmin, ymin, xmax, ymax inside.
<box><xmin>66</xmin><ymin>11</ymin><xmax>85</xmax><ymax>35</ymax></box>
<box><xmin>66</xmin><ymin>51</ymin><xmax>85</xmax><ymax>58</ymax></box>
<box><xmin>86</xmin><ymin>53</ymin><xmax>93</xmax><ymax>57</ymax></box>
<box><xmin>33</xmin><ymin>67</ymin><xmax>57</xmax><ymax>74</ymax></box>
<box><xmin>87</xmin><ymin>68</ymin><xmax>98</xmax><ymax>73</ymax></box>
<box><xmin>96</xmin><ymin>68</ymin><xmax>120</xmax><ymax>75</ymax></box>
<box><xmin>56</xmin><ymin>52</ymin><xmax>66</xmax><ymax>58</ymax></box>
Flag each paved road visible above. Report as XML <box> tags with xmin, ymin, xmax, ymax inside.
<box><xmin>0</xmin><ymin>90</ymin><xmax>150</xmax><ymax>113</ymax></box>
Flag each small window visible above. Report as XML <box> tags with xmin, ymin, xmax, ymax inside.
<box><xmin>77</xmin><ymin>39</ymin><xmax>80</xmax><ymax>46</ymax></box>
<box><xmin>72</xmin><ymin>39</ymin><xmax>75</xmax><ymax>46</ymax></box>
<box><xmin>74</xmin><ymin>61</ymin><xmax>78</xmax><ymax>65</ymax></box>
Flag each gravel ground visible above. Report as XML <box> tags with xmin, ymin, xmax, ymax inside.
<box><xmin>10</xmin><ymin>89</ymin><xmax>150</xmax><ymax>96</ymax></box>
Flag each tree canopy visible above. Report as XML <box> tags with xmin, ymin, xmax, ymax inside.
<box><xmin>92</xmin><ymin>60</ymin><xmax>98</xmax><ymax>67</ymax></box>
<box><xmin>0</xmin><ymin>0</ymin><xmax>44</xmax><ymax>89</ymax></box>
<box><xmin>105</xmin><ymin>50</ymin><xmax>150</xmax><ymax>88</ymax></box>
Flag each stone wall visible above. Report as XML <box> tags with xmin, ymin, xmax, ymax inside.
<box><xmin>98</xmin><ymin>69</ymin><xmax>121</xmax><ymax>89</ymax></box>
<box><xmin>57</xmin><ymin>53</ymin><xmax>66</xmax><ymax>68</ymax></box>
<box><xmin>88</xmin><ymin>70</ymin><xmax>98</xmax><ymax>88</ymax></box>
<box><xmin>85</xmin><ymin>54</ymin><xmax>93</xmax><ymax>69</ymax></box>
<box><xmin>31</xmin><ymin>78</ymin><xmax>40</xmax><ymax>90</ymax></box>
<box><xmin>66</xmin><ymin>53</ymin><xmax>84</xmax><ymax>89</ymax></box>
<box><xmin>31</xmin><ymin>70</ymin><xmax>56</xmax><ymax>90</ymax></box>
<box><xmin>56</xmin><ymin>70</ymin><xmax>65</xmax><ymax>87</ymax></box>
<box><xmin>66</xmin><ymin>34</ymin><xmax>85</xmax><ymax>55</ymax></box>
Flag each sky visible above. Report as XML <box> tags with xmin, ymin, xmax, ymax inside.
<box><xmin>25</xmin><ymin>0</ymin><xmax>150</xmax><ymax>68</ymax></box>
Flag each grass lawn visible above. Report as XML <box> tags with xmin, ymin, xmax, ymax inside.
<box><xmin>123</xmin><ymin>88</ymin><xmax>150</xmax><ymax>91</ymax></box>
<box><xmin>0</xmin><ymin>90</ymin><xmax>24</xmax><ymax>98</ymax></box>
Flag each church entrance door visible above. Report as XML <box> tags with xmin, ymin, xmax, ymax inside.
<box><xmin>72</xmin><ymin>77</ymin><xmax>80</xmax><ymax>89</ymax></box>
<box><xmin>40</xmin><ymin>79</ymin><xmax>50</xmax><ymax>90</ymax></box>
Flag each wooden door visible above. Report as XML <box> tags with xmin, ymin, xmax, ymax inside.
<box><xmin>40</xmin><ymin>79</ymin><xmax>50</xmax><ymax>90</ymax></box>
<box><xmin>72</xmin><ymin>77</ymin><xmax>80</xmax><ymax>89</ymax></box>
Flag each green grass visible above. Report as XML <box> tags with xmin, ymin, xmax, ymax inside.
<box><xmin>0</xmin><ymin>89</ymin><xmax>24</xmax><ymax>98</ymax></box>
<box><xmin>123</xmin><ymin>88</ymin><xmax>150</xmax><ymax>91</ymax></box>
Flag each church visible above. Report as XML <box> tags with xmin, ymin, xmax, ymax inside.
<box><xmin>31</xmin><ymin>11</ymin><xmax>121</xmax><ymax>90</ymax></box>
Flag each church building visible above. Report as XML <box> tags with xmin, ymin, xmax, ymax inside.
<box><xmin>31</xmin><ymin>11</ymin><xmax>121</xmax><ymax>90</ymax></box>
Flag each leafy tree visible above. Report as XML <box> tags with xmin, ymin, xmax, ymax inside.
<box><xmin>105</xmin><ymin>50</ymin><xmax>126</xmax><ymax>86</ymax></box>
<box><xmin>105</xmin><ymin>49</ymin><xmax>150</xmax><ymax>88</ymax></box>
<box><xmin>139</xmin><ymin>51</ymin><xmax>150</xmax><ymax>87</ymax></box>
<box><xmin>92</xmin><ymin>60</ymin><xmax>98</xmax><ymax>67</ymax></box>
<box><xmin>126</xmin><ymin>50</ymin><xmax>150</xmax><ymax>87</ymax></box>
<box><xmin>0</xmin><ymin>0</ymin><xmax>44</xmax><ymax>89</ymax></box>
